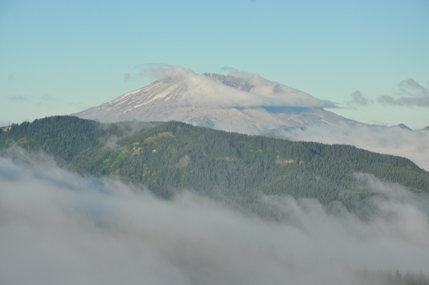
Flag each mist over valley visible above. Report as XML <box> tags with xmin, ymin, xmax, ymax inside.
<box><xmin>1</xmin><ymin>116</ymin><xmax>429</xmax><ymax>284</ymax></box>
<box><xmin>2</xmin><ymin>0</ymin><xmax>429</xmax><ymax>283</ymax></box>
<box><xmin>1</xmin><ymin>152</ymin><xmax>429</xmax><ymax>285</ymax></box>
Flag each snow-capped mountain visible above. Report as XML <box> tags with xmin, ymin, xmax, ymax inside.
<box><xmin>75</xmin><ymin>67</ymin><xmax>356</xmax><ymax>134</ymax></box>
<box><xmin>74</xmin><ymin>67</ymin><xmax>429</xmax><ymax>170</ymax></box>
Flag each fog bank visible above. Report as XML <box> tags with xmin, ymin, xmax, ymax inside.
<box><xmin>274</xmin><ymin>123</ymin><xmax>429</xmax><ymax>171</ymax></box>
<box><xmin>1</xmin><ymin>156</ymin><xmax>429</xmax><ymax>285</ymax></box>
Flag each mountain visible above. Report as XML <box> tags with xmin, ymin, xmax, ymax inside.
<box><xmin>74</xmin><ymin>68</ymin><xmax>357</xmax><ymax>134</ymax></box>
<box><xmin>1</xmin><ymin>116</ymin><xmax>428</xmax><ymax>217</ymax></box>
<box><xmin>72</xmin><ymin>67</ymin><xmax>429</xmax><ymax>172</ymax></box>
<box><xmin>390</xmin><ymin>123</ymin><xmax>412</xmax><ymax>130</ymax></box>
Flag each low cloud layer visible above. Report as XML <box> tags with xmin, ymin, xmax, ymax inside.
<box><xmin>275</xmin><ymin>123</ymin><xmax>429</xmax><ymax>171</ymax></box>
<box><xmin>1</xmin><ymin>154</ymin><xmax>429</xmax><ymax>285</ymax></box>
<box><xmin>378</xmin><ymin>78</ymin><xmax>429</xmax><ymax>107</ymax></box>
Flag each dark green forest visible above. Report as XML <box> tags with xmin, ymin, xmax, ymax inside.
<box><xmin>355</xmin><ymin>269</ymin><xmax>429</xmax><ymax>285</ymax></box>
<box><xmin>1</xmin><ymin>116</ymin><xmax>428</xmax><ymax>216</ymax></box>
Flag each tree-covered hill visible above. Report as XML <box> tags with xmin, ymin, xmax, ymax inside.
<box><xmin>1</xmin><ymin>116</ymin><xmax>428</xmax><ymax>214</ymax></box>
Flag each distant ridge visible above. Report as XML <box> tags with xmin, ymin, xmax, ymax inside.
<box><xmin>390</xmin><ymin>123</ymin><xmax>412</xmax><ymax>130</ymax></box>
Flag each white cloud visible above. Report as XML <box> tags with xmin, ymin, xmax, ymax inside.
<box><xmin>378</xmin><ymin>78</ymin><xmax>429</xmax><ymax>107</ymax></box>
<box><xmin>275</xmin><ymin>123</ymin><xmax>429</xmax><ymax>171</ymax></box>
<box><xmin>1</xmin><ymin>155</ymin><xmax>429</xmax><ymax>285</ymax></box>
<box><xmin>134</xmin><ymin>66</ymin><xmax>335</xmax><ymax>108</ymax></box>
<box><xmin>348</xmin><ymin>90</ymin><xmax>373</xmax><ymax>106</ymax></box>
<box><xmin>138</xmin><ymin>64</ymin><xmax>196</xmax><ymax>81</ymax></box>
<box><xmin>221</xmin><ymin>67</ymin><xmax>335</xmax><ymax>107</ymax></box>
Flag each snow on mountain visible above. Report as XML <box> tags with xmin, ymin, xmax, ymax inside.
<box><xmin>203</xmin><ymin>72</ymin><xmax>334</xmax><ymax>107</ymax></box>
<box><xmin>75</xmin><ymin>67</ymin><xmax>353</xmax><ymax>133</ymax></box>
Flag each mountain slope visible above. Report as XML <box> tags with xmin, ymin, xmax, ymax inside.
<box><xmin>74</xmin><ymin>68</ymin><xmax>356</xmax><ymax>133</ymax></box>
<box><xmin>1</xmin><ymin>116</ymin><xmax>428</xmax><ymax>216</ymax></box>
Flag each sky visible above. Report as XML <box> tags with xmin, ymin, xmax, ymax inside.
<box><xmin>1</xmin><ymin>0</ymin><xmax>429</xmax><ymax>129</ymax></box>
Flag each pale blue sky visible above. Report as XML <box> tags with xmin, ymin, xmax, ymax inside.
<box><xmin>1</xmin><ymin>0</ymin><xmax>428</xmax><ymax>128</ymax></box>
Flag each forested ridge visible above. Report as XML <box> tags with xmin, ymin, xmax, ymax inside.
<box><xmin>1</xmin><ymin>116</ymin><xmax>428</xmax><ymax>213</ymax></box>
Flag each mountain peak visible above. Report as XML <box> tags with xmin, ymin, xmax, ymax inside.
<box><xmin>391</xmin><ymin>123</ymin><xmax>412</xmax><ymax>130</ymax></box>
<box><xmin>74</xmin><ymin>66</ymin><xmax>343</xmax><ymax>129</ymax></box>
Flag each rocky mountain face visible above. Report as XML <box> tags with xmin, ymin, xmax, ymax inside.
<box><xmin>74</xmin><ymin>70</ymin><xmax>356</xmax><ymax>134</ymax></box>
